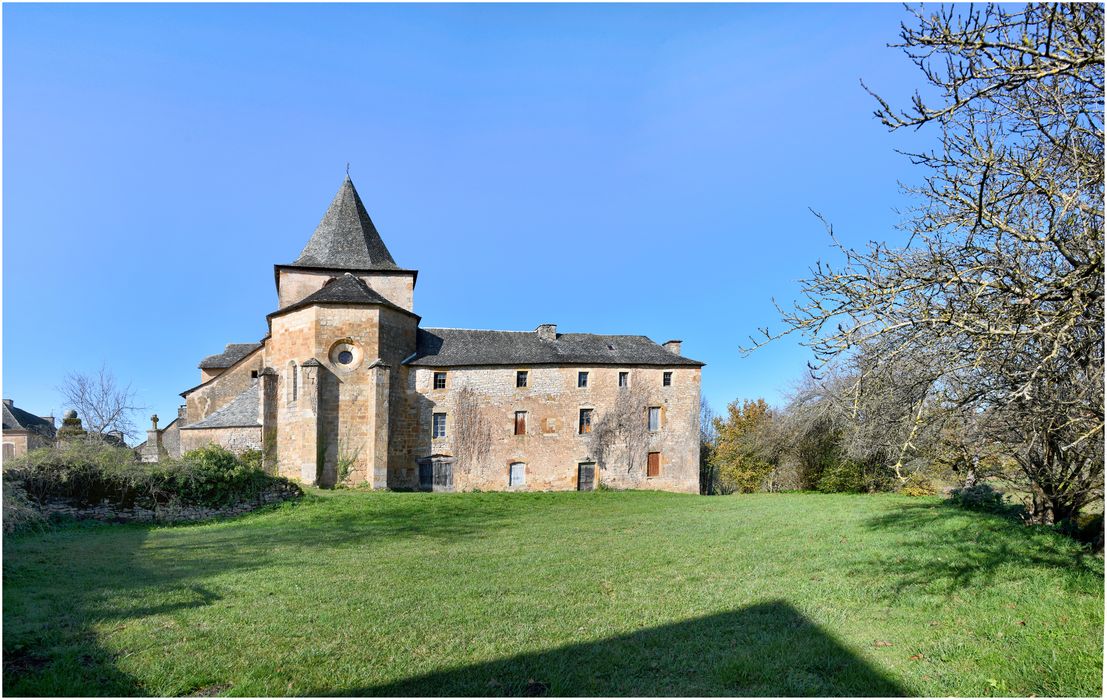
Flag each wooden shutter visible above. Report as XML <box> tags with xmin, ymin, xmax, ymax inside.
<box><xmin>647</xmin><ymin>452</ymin><xmax>660</xmax><ymax>477</ymax></box>
<box><xmin>515</xmin><ymin>411</ymin><xmax>526</xmax><ymax>435</ymax></box>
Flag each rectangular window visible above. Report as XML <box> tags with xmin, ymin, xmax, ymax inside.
<box><xmin>578</xmin><ymin>408</ymin><xmax>593</xmax><ymax>434</ymax></box>
<box><xmin>509</xmin><ymin>462</ymin><xmax>526</xmax><ymax>487</ymax></box>
<box><xmin>578</xmin><ymin>462</ymin><xmax>596</xmax><ymax>491</ymax></box>
<box><xmin>618</xmin><ymin>371</ymin><xmax>629</xmax><ymax>388</ymax></box>
<box><xmin>648</xmin><ymin>406</ymin><xmax>660</xmax><ymax>432</ymax></box>
<box><xmin>647</xmin><ymin>451</ymin><xmax>661</xmax><ymax>478</ymax></box>
<box><xmin>517</xmin><ymin>370</ymin><xmax>528</xmax><ymax>388</ymax></box>
<box><xmin>433</xmin><ymin>372</ymin><xmax>447</xmax><ymax>390</ymax></box>
<box><xmin>514</xmin><ymin>411</ymin><xmax>527</xmax><ymax>436</ymax></box>
<box><xmin>663</xmin><ymin>371</ymin><xmax>673</xmax><ymax>387</ymax></box>
<box><xmin>432</xmin><ymin>412</ymin><xmax>447</xmax><ymax>439</ymax></box>
<box><xmin>578</xmin><ymin>371</ymin><xmax>589</xmax><ymax>388</ymax></box>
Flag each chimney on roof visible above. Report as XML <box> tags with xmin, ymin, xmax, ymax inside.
<box><xmin>2</xmin><ymin>399</ymin><xmax>12</xmax><ymax>409</ymax></box>
<box><xmin>663</xmin><ymin>339</ymin><xmax>683</xmax><ymax>356</ymax></box>
<box><xmin>535</xmin><ymin>324</ymin><xmax>557</xmax><ymax>341</ymax></box>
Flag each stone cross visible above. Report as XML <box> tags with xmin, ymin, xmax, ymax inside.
<box><xmin>150</xmin><ymin>414</ymin><xmax>159</xmax><ymax>430</ymax></box>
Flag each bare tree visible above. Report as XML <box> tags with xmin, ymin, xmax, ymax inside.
<box><xmin>454</xmin><ymin>387</ymin><xmax>493</xmax><ymax>482</ymax></box>
<box><xmin>590</xmin><ymin>385</ymin><xmax>651</xmax><ymax>481</ymax></box>
<box><xmin>699</xmin><ymin>397</ymin><xmax>719</xmax><ymax>494</ymax></box>
<box><xmin>748</xmin><ymin>4</ymin><xmax>1104</xmax><ymax>523</ymax></box>
<box><xmin>57</xmin><ymin>365</ymin><xmax>144</xmax><ymax>442</ymax></box>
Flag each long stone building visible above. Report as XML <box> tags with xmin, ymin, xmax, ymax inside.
<box><xmin>144</xmin><ymin>176</ymin><xmax>704</xmax><ymax>492</ymax></box>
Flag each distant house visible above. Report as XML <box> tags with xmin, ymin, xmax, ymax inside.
<box><xmin>145</xmin><ymin>176</ymin><xmax>704</xmax><ymax>492</ymax></box>
<box><xmin>1</xmin><ymin>399</ymin><xmax>56</xmax><ymax>459</ymax></box>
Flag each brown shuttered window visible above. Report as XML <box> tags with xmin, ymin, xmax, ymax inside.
<box><xmin>647</xmin><ymin>451</ymin><xmax>661</xmax><ymax>478</ymax></box>
<box><xmin>514</xmin><ymin>411</ymin><xmax>527</xmax><ymax>436</ymax></box>
<box><xmin>579</xmin><ymin>408</ymin><xmax>593</xmax><ymax>434</ymax></box>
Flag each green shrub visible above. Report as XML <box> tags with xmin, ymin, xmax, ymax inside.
<box><xmin>239</xmin><ymin>448</ymin><xmax>264</xmax><ymax>472</ymax></box>
<box><xmin>816</xmin><ymin>461</ymin><xmax>866</xmax><ymax>493</ymax></box>
<box><xmin>1053</xmin><ymin>512</ymin><xmax>1104</xmax><ymax>552</ymax></box>
<box><xmin>5</xmin><ymin>442</ymin><xmax>149</xmax><ymax>506</ymax></box>
<box><xmin>900</xmin><ymin>472</ymin><xmax>937</xmax><ymax>497</ymax></box>
<box><xmin>4</xmin><ymin>442</ymin><xmax>301</xmax><ymax>514</ymax></box>
<box><xmin>947</xmin><ymin>483</ymin><xmax>1019</xmax><ymax>515</ymax></box>
<box><xmin>151</xmin><ymin>445</ymin><xmax>281</xmax><ymax>508</ymax></box>
<box><xmin>815</xmin><ymin>458</ymin><xmax>899</xmax><ymax>494</ymax></box>
<box><xmin>3</xmin><ymin>483</ymin><xmax>45</xmax><ymax>533</ymax></box>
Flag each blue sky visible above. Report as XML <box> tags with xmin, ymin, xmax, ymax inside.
<box><xmin>4</xmin><ymin>3</ymin><xmax>935</xmax><ymax>432</ymax></box>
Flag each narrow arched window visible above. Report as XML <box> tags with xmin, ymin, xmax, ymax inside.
<box><xmin>288</xmin><ymin>362</ymin><xmax>298</xmax><ymax>404</ymax></box>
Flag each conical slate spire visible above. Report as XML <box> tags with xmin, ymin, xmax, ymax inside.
<box><xmin>291</xmin><ymin>176</ymin><xmax>398</xmax><ymax>270</ymax></box>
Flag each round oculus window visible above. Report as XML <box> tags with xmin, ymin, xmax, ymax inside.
<box><xmin>328</xmin><ymin>341</ymin><xmax>362</xmax><ymax>370</ymax></box>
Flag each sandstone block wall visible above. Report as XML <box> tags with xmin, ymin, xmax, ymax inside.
<box><xmin>267</xmin><ymin>304</ymin><xmax>418</xmax><ymax>487</ymax></box>
<box><xmin>3</xmin><ymin>432</ymin><xmax>31</xmax><ymax>459</ymax></box>
<box><xmin>185</xmin><ymin>349</ymin><xmax>263</xmax><ymax>424</ymax></box>
<box><xmin>277</xmin><ymin>269</ymin><xmax>416</xmax><ymax>311</ymax></box>
<box><xmin>178</xmin><ymin>426</ymin><xmax>263</xmax><ymax>454</ymax></box>
<box><xmin>400</xmin><ymin>365</ymin><xmax>701</xmax><ymax>493</ymax></box>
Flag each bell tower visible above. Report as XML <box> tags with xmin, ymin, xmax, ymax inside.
<box><xmin>273</xmin><ymin>175</ymin><xmax>418</xmax><ymax>312</ymax></box>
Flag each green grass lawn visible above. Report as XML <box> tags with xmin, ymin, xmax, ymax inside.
<box><xmin>3</xmin><ymin>490</ymin><xmax>1102</xmax><ymax>696</ymax></box>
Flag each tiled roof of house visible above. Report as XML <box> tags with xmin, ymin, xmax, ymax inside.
<box><xmin>181</xmin><ymin>383</ymin><xmax>260</xmax><ymax>430</ymax></box>
<box><xmin>198</xmin><ymin>343</ymin><xmax>263</xmax><ymax>369</ymax></box>
<box><xmin>288</xmin><ymin>176</ymin><xmax>398</xmax><ymax>271</ymax></box>
<box><xmin>270</xmin><ymin>273</ymin><xmax>416</xmax><ymax>318</ymax></box>
<box><xmin>405</xmin><ymin>328</ymin><xmax>704</xmax><ymax>368</ymax></box>
<box><xmin>1</xmin><ymin>401</ymin><xmax>56</xmax><ymax>438</ymax></box>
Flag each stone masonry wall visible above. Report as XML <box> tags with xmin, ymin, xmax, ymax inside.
<box><xmin>185</xmin><ymin>349</ymin><xmax>263</xmax><ymax>424</ymax></box>
<box><xmin>178</xmin><ymin>426</ymin><xmax>263</xmax><ymax>455</ymax></box>
<box><xmin>267</xmin><ymin>304</ymin><xmax>418</xmax><ymax>487</ymax></box>
<box><xmin>2</xmin><ymin>432</ymin><xmax>31</xmax><ymax>459</ymax></box>
<box><xmin>402</xmin><ymin>365</ymin><xmax>701</xmax><ymax>493</ymax></box>
<box><xmin>277</xmin><ymin>269</ymin><xmax>417</xmax><ymax>311</ymax></box>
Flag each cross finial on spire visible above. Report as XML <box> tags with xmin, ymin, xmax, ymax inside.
<box><xmin>345</xmin><ymin>162</ymin><xmax>351</xmax><ymax>177</ymax></box>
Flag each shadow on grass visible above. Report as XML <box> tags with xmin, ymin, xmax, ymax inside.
<box><xmin>859</xmin><ymin>500</ymin><xmax>1103</xmax><ymax>596</ymax></box>
<box><xmin>318</xmin><ymin>601</ymin><xmax>905</xmax><ymax>697</ymax></box>
<box><xmin>2</xmin><ymin>492</ymin><xmax>533</xmax><ymax>696</ymax></box>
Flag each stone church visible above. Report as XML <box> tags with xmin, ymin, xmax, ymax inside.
<box><xmin>143</xmin><ymin>176</ymin><xmax>704</xmax><ymax>492</ymax></box>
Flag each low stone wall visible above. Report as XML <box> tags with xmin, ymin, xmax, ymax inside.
<box><xmin>37</xmin><ymin>484</ymin><xmax>301</xmax><ymax>524</ymax></box>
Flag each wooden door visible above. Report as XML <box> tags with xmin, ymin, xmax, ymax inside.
<box><xmin>578</xmin><ymin>463</ymin><xmax>595</xmax><ymax>491</ymax></box>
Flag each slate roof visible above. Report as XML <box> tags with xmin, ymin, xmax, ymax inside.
<box><xmin>269</xmin><ymin>273</ymin><xmax>416</xmax><ymax>318</ymax></box>
<box><xmin>2</xmin><ymin>401</ymin><xmax>56</xmax><ymax>438</ymax></box>
<box><xmin>405</xmin><ymin>328</ymin><xmax>704</xmax><ymax>368</ymax></box>
<box><xmin>181</xmin><ymin>383</ymin><xmax>260</xmax><ymax>430</ymax></box>
<box><xmin>289</xmin><ymin>176</ymin><xmax>398</xmax><ymax>271</ymax></box>
<box><xmin>198</xmin><ymin>343</ymin><xmax>263</xmax><ymax>370</ymax></box>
